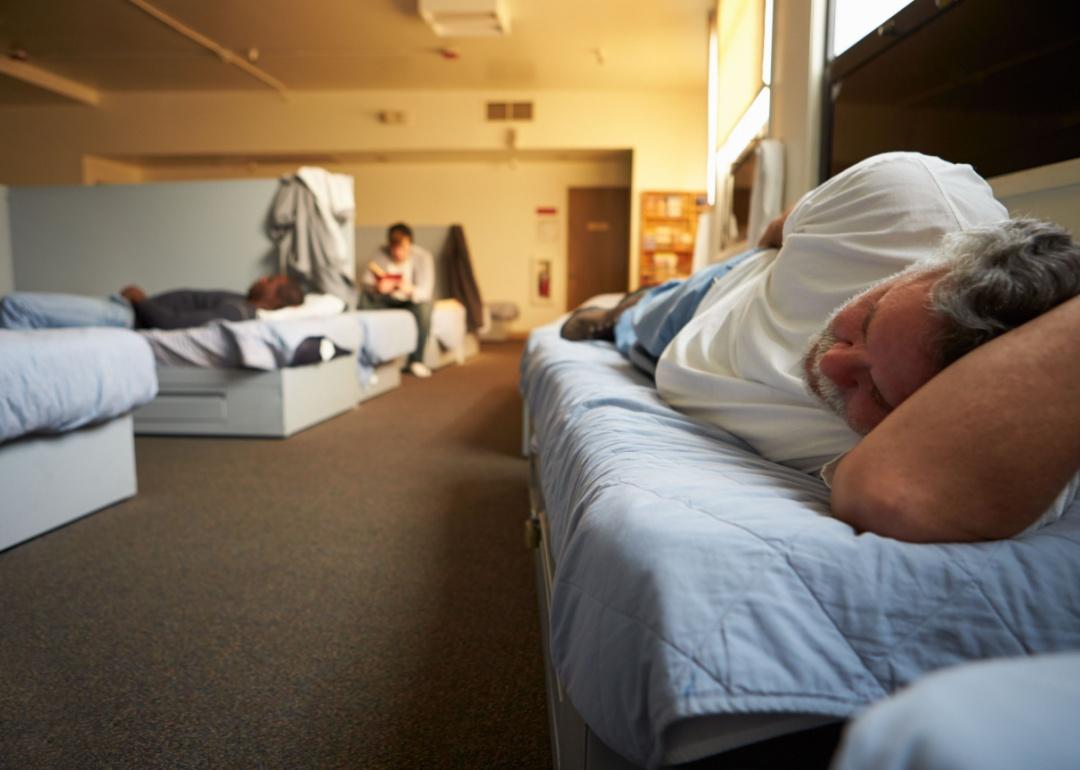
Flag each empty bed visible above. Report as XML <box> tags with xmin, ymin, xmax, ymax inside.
<box><xmin>0</xmin><ymin>327</ymin><xmax>158</xmax><ymax>551</ymax></box>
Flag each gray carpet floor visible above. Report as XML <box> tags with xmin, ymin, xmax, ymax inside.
<box><xmin>0</xmin><ymin>341</ymin><xmax>550</xmax><ymax>769</ymax></box>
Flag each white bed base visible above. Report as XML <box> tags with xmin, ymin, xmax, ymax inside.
<box><xmin>0</xmin><ymin>415</ymin><xmax>137</xmax><ymax>552</ymax></box>
<box><xmin>525</xmin><ymin>408</ymin><xmax>835</xmax><ymax>769</ymax></box>
<box><xmin>423</xmin><ymin>331</ymin><xmax>480</xmax><ymax>371</ymax></box>
<box><xmin>358</xmin><ymin>356</ymin><xmax>406</xmax><ymax>403</ymax></box>
<box><xmin>133</xmin><ymin>355</ymin><xmax>362</xmax><ymax>438</ymax></box>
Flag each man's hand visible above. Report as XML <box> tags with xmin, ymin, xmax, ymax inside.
<box><xmin>119</xmin><ymin>285</ymin><xmax>147</xmax><ymax>303</ymax></box>
<box><xmin>757</xmin><ymin>209</ymin><xmax>790</xmax><ymax>249</ymax></box>
<box><xmin>376</xmin><ymin>277</ymin><xmax>397</xmax><ymax>295</ymax></box>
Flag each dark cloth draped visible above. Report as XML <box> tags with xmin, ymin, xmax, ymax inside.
<box><xmin>133</xmin><ymin>289</ymin><xmax>255</xmax><ymax>329</ymax></box>
<box><xmin>442</xmin><ymin>224</ymin><xmax>484</xmax><ymax>332</ymax></box>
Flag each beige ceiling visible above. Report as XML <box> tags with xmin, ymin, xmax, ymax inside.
<box><xmin>0</xmin><ymin>0</ymin><xmax>712</xmax><ymax>99</ymax></box>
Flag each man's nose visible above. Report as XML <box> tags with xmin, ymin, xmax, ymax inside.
<box><xmin>818</xmin><ymin>343</ymin><xmax>867</xmax><ymax>389</ymax></box>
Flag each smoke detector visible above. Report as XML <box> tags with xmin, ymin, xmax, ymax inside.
<box><xmin>419</xmin><ymin>0</ymin><xmax>510</xmax><ymax>37</ymax></box>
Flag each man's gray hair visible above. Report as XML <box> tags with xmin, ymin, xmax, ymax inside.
<box><xmin>926</xmin><ymin>218</ymin><xmax>1080</xmax><ymax>368</ymax></box>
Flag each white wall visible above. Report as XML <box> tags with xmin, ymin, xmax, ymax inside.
<box><xmin>349</xmin><ymin>159</ymin><xmax>630</xmax><ymax>330</ymax></box>
<box><xmin>769</xmin><ymin>0</ymin><xmax>827</xmax><ymax>207</ymax></box>
<box><xmin>990</xmin><ymin>158</ymin><xmax>1080</xmax><ymax>236</ymax></box>
<box><xmin>0</xmin><ymin>187</ymin><xmax>12</xmax><ymax>295</ymax></box>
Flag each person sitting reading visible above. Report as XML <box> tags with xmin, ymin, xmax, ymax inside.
<box><xmin>359</xmin><ymin>222</ymin><xmax>436</xmax><ymax>378</ymax></box>
<box><xmin>561</xmin><ymin>152</ymin><xmax>1080</xmax><ymax>543</ymax></box>
<box><xmin>119</xmin><ymin>274</ymin><xmax>304</xmax><ymax>330</ymax></box>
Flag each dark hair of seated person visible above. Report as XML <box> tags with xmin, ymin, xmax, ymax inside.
<box><xmin>387</xmin><ymin>222</ymin><xmax>414</xmax><ymax>243</ymax></box>
<box><xmin>247</xmin><ymin>274</ymin><xmax>304</xmax><ymax>310</ymax></box>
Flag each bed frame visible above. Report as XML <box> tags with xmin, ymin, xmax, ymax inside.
<box><xmin>424</xmin><ymin>330</ymin><xmax>480</xmax><ymax>371</ymax></box>
<box><xmin>359</xmin><ymin>356</ymin><xmax>406</xmax><ymax>402</ymax></box>
<box><xmin>133</xmin><ymin>355</ymin><xmax>362</xmax><ymax>438</ymax></box>
<box><xmin>0</xmin><ymin>415</ymin><xmax>137</xmax><ymax>552</ymax></box>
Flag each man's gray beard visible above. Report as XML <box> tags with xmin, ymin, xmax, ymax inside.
<box><xmin>798</xmin><ymin>276</ymin><xmax>905</xmax><ymax>434</ymax></box>
<box><xmin>801</xmin><ymin>322</ymin><xmax>849</xmax><ymax>425</ymax></box>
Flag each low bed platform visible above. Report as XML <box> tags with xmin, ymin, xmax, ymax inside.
<box><xmin>134</xmin><ymin>309</ymin><xmax>417</xmax><ymax>437</ymax></box>
<box><xmin>0</xmin><ymin>327</ymin><xmax>157</xmax><ymax>551</ymax></box>
<box><xmin>1</xmin><ymin>416</ymin><xmax>136</xmax><ymax>551</ymax></box>
<box><xmin>133</xmin><ymin>355</ymin><xmax>360</xmax><ymax>438</ymax></box>
<box><xmin>425</xmin><ymin>298</ymin><xmax>479</xmax><ymax>370</ymax></box>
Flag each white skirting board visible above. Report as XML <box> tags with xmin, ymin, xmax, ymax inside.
<box><xmin>133</xmin><ymin>355</ymin><xmax>361</xmax><ymax>438</ymax></box>
<box><xmin>526</xmin><ymin>451</ymin><xmax>835</xmax><ymax>769</ymax></box>
<box><xmin>0</xmin><ymin>415</ymin><xmax>137</xmax><ymax>552</ymax></box>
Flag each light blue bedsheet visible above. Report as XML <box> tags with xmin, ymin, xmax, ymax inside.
<box><xmin>352</xmin><ymin>309</ymin><xmax>418</xmax><ymax>383</ymax></box>
<box><xmin>0</xmin><ymin>328</ymin><xmax>158</xmax><ymax>443</ymax></box>
<box><xmin>137</xmin><ymin>311</ymin><xmax>415</xmax><ymax>387</ymax></box>
<box><xmin>138</xmin><ymin>314</ymin><xmax>365</xmax><ymax>369</ymax></box>
<box><xmin>0</xmin><ymin>291</ymin><xmax>418</xmax><ymax>384</ymax></box>
<box><xmin>520</xmin><ymin>323</ymin><xmax>1080</xmax><ymax>769</ymax></box>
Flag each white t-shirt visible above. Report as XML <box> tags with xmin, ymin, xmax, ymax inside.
<box><xmin>656</xmin><ymin>152</ymin><xmax>1009</xmax><ymax>474</ymax></box>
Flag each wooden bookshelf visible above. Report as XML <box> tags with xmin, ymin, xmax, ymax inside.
<box><xmin>639</xmin><ymin>191</ymin><xmax>707</xmax><ymax>286</ymax></box>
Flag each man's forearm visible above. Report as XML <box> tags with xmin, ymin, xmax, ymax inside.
<box><xmin>831</xmin><ymin>294</ymin><xmax>1080</xmax><ymax>542</ymax></box>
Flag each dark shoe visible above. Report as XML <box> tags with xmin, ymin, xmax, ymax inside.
<box><xmin>560</xmin><ymin>306</ymin><xmax>616</xmax><ymax>341</ymax></box>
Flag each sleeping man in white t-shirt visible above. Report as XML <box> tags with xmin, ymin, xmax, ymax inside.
<box><xmin>561</xmin><ymin>152</ymin><xmax>1080</xmax><ymax>544</ymax></box>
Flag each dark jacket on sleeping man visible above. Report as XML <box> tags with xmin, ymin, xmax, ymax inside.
<box><xmin>122</xmin><ymin>275</ymin><xmax>304</xmax><ymax>330</ymax></box>
<box><xmin>130</xmin><ymin>289</ymin><xmax>256</xmax><ymax>330</ymax></box>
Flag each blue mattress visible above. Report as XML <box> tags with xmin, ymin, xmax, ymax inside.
<box><xmin>351</xmin><ymin>309</ymin><xmax>418</xmax><ymax>367</ymax></box>
<box><xmin>138</xmin><ymin>314</ymin><xmax>364</xmax><ymax>369</ymax></box>
<box><xmin>0</xmin><ymin>328</ymin><xmax>158</xmax><ymax>443</ymax></box>
<box><xmin>138</xmin><ymin>311</ymin><xmax>415</xmax><ymax>385</ymax></box>
<box><xmin>520</xmin><ymin>323</ymin><xmax>1080</xmax><ymax>769</ymax></box>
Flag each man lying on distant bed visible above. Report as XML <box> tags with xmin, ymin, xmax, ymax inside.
<box><xmin>561</xmin><ymin>152</ymin><xmax>1080</xmax><ymax>543</ymax></box>
<box><xmin>0</xmin><ymin>275</ymin><xmax>348</xmax><ymax>331</ymax></box>
<box><xmin>119</xmin><ymin>275</ymin><xmax>309</xmax><ymax>329</ymax></box>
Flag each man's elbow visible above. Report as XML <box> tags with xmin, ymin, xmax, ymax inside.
<box><xmin>829</xmin><ymin>458</ymin><xmax>993</xmax><ymax>543</ymax></box>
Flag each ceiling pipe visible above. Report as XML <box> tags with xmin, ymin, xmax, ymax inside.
<box><xmin>0</xmin><ymin>56</ymin><xmax>100</xmax><ymax>106</ymax></box>
<box><xmin>126</xmin><ymin>0</ymin><xmax>290</xmax><ymax>100</ymax></box>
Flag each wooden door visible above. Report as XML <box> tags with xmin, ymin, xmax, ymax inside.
<box><xmin>567</xmin><ymin>187</ymin><xmax>631</xmax><ymax>309</ymax></box>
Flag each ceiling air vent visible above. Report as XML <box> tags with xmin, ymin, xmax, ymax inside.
<box><xmin>486</xmin><ymin>101</ymin><xmax>533</xmax><ymax>121</ymax></box>
<box><xmin>420</xmin><ymin>0</ymin><xmax>510</xmax><ymax>37</ymax></box>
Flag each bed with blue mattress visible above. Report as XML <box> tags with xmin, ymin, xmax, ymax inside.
<box><xmin>520</xmin><ymin>321</ymin><xmax>1080</xmax><ymax>769</ymax></box>
<box><xmin>0</xmin><ymin>292</ymin><xmax>418</xmax><ymax>437</ymax></box>
<box><xmin>0</xmin><ymin>327</ymin><xmax>158</xmax><ymax>551</ymax></box>
<box><xmin>133</xmin><ymin>309</ymin><xmax>417</xmax><ymax>437</ymax></box>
